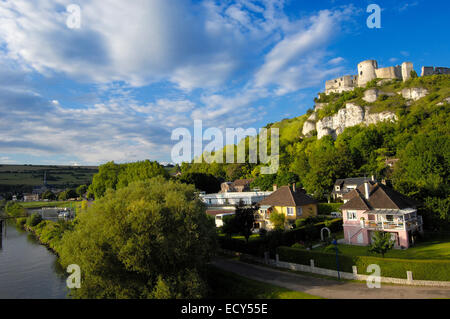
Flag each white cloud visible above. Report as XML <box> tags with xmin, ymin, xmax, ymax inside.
<box><xmin>0</xmin><ymin>0</ymin><xmax>291</xmax><ymax>91</ymax></box>
<box><xmin>0</xmin><ymin>1</ymin><xmax>360</xmax><ymax>164</ymax></box>
<box><xmin>253</xmin><ymin>7</ymin><xmax>354</xmax><ymax>95</ymax></box>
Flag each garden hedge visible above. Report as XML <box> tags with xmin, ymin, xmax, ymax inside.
<box><xmin>218</xmin><ymin>218</ymin><xmax>343</xmax><ymax>256</ymax></box>
<box><xmin>318</xmin><ymin>203</ymin><xmax>343</xmax><ymax>215</ymax></box>
<box><xmin>277</xmin><ymin>246</ymin><xmax>450</xmax><ymax>281</ymax></box>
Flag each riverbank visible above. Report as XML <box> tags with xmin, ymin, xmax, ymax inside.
<box><xmin>0</xmin><ymin>221</ymin><xmax>68</xmax><ymax>298</ymax></box>
<box><xmin>15</xmin><ymin>217</ymin><xmax>73</xmax><ymax>257</ymax></box>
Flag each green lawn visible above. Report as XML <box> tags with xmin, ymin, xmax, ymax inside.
<box><xmin>20</xmin><ymin>201</ymin><xmax>76</xmax><ymax>209</ymax></box>
<box><xmin>314</xmin><ymin>239</ymin><xmax>450</xmax><ymax>260</ymax></box>
<box><xmin>207</xmin><ymin>265</ymin><xmax>322</xmax><ymax>299</ymax></box>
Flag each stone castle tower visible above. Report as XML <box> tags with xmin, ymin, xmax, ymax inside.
<box><xmin>325</xmin><ymin>59</ymin><xmax>415</xmax><ymax>94</ymax></box>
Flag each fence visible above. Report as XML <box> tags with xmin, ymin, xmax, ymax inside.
<box><xmin>219</xmin><ymin>249</ymin><xmax>450</xmax><ymax>288</ymax></box>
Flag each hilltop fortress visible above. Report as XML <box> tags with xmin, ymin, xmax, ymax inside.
<box><xmin>301</xmin><ymin>59</ymin><xmax>450</xmax><ymax>139</ymax></box>
<box><xmin>325</xmin><ymin>59</ymin><xmax>450</xmax><ymax>94</ymax></box>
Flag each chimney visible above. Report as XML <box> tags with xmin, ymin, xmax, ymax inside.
<box><xmin>273</xmin><ymin>184</ymin><xmax>277</xmax><ymax>191</ymax></box>
<box><xmin>364</xmin><ymin>181</ymin><xmax>370</xmax><ymax>200</ymax></box>
<box><xmin>292</xmin><ymin>183</ymin><xmax>296</xmax><ymax>192</ymax></box>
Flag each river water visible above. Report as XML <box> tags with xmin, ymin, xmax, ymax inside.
<box><xmin>0</xmin><ymin>220</ymin><xmax>69</xmax><ymax>299</ymax></box>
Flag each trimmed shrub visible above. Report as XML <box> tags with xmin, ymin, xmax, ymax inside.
<box><xmin>291</xmin><ymin>243</ymin><xmax>305</xmax><ymax>249</ymax></box>
<box><xmin>218</xmin><ymin>236</ymin><xmax>265</xmax><ymax>257</ymax></box>
<box><xmin>218</xmin><ymin>218</ymin><xmax>344</xmax><ymax>257</ymax></box>
<box><xmin>277</xmin><ymin>246</ymin><xmax>450</xmax><ymax>281</ymax></box>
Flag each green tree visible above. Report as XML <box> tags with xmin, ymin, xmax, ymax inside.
<box><xmin>26</xmin><ymin>213</ymin><xmax>43</xmax><ymax>227</ymax></box>
<box><xmin>5</xmin><ymin>202</ymin><xmax>25</xmax><ymax>217</ymax></box>
<box><xmin>179</xmin><ymin>172</ymin><xmax>221</xmax><ymax>194</ymax></box>
<box><xmin>58</xmin><ymin>177</ymin><xmax>216</xmax><ymax>299</ymax></box>
<box><xmin>88</xmin><ymin>160</ymin><xmax>169</xmax><ymax>199</ymax></box>
<box><xmin>369</xmin><ymin>231</ymin><xmax>395</xmax><ymax>257</ymax></box>
<box><xmin>221</xmin><ymin>215</ymin><xmax>238</xmax><ymax>238</ymax></box>
<box><xmin>58</xmin><ymin>189</ymin><xmax>77</xmax><ymax>201</ymax></box>
<box><xmin>41</xmin><ymin>190</ymin><xmax>56</xmax><ymax>200</ymax></box>
<box><xmin>76</xmin><ymin>185</ymin><xmax>88</xmax><ymax>197</ymax></box>
<box><xmin>233</xmin><ymin>202</ymin><xmax>257</xmax><ymax>243</ymax></box>
<box><xmin>269</xmin><ymin>211</ymin><xmax>285</xmax><ymax>230</ymax></box>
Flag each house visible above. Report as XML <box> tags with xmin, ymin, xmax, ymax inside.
<box><xmin>23</xmin><ymin>193</ymin><xmax>40</xmax><ymax>202</ymax></box>
<box><xmin>341</xmin><ymin>181</ymin><xmax>423</xmax><ymax>249</ymax></box>
<box><xmin>385</xmin><ymin>158</ymin><xmax>399</xmax><ymax>168</ymax></box>
<box><xmin>220</xmin><ymin>179</ymin><xmax>254</xmax><ymax>193</ymax></box>
<box><xmin>206</xmin><ymin>210</ymin><xmax>236</xmax><ymax>227</ymax></box>
<box><xmin>200</xmin><ymin>190</ymin><xmax>272</xmax><ymax>209</ymax></box>
<box><xmin>331</xmin><ymin>176</ymin><xmax>376</xmax><ymax>200</ymax></box>
<box><xmin>256</xmin><ymin>184</ymin><xmax>318</xmax><ymax>230</ymax></box>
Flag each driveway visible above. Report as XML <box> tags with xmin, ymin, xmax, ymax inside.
<box><xmin>212</xmin><ymin>257</ymin><xmax>450</xmax><ymax>299</ymax></box>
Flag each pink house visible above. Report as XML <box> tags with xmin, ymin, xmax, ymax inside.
<box><xmin>341</xmin><ymin>181</ymin><xmax>423</xmax><ymax>249</ymax></box>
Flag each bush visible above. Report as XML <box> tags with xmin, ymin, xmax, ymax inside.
<box><xmin>218</xmin><ymin>219</ymin><xmax>343</xmax><ymax>257</ymax></box>
<box><xmin>318</xmin><ymin>203</ymin><xmax>343</xmax><ymax>215</ymax></box>
<box><xmin>291</xmin><ymin>243</ymin><xmax>305</xmax><ymax>249</ymax></box>
<box><xmin>16</xmin><ymin>217</ymin><xmax>27</xmax><ymax>227</ymax></box>
<box><xmin>218</xmin><ymin>236</ymin><xmax>265</xmax><ymax>257</ymax></box>
<box><xmin>277</xmin><ymin>246</ymin><xmax>450</xmax><ymax>281</ymax></box>
<box><xmin>26</xmin><ymin>213</ymin><xmax>43</xmax><ymax>227</ymax></box>
<box><xmin>323</xmin><ymin>244</ymin><xmax>340</xmax><ymax>253</ymax></box>
<box><xmin>5</xmin><ymin>202</ymin><xmax>25</xmax><ymax>217</ymax></box>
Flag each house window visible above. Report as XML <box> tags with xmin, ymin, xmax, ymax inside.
<box><xmin>296</xmin><ymin>207</ymin><xmax>303</xmax><ymax>217</ymax></box>
<box><xmin>386</xmin><ymin>215</ymin><xmax>394</xmax><ymax>222</ymax></box>
<box><xmin>335</xmin><ymin>186</ymin><xmax>340</xmax><ymax>191</ymax></box>
<box><xmin>287</xmin><ymin>207</ymin><xmax>295</xmax><ymax>216</ymax></box>
<box><xmin>347</xmin><ymin>211</ymin><xmax>357</xmax><ymax>220</ymax></box>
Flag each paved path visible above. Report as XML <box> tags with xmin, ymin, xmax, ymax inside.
<box><xmin>212</xmin><ymin>257</ymin><xmax>450</xmax><ymax>299</ymax></box>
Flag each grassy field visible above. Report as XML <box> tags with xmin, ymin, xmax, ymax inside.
<box><xmin>206</xmin><ymin>265</ymin><xmax>322</xmax><ymax>299</ymax></box>
<box><xmin>19</xmin><ymin>201</ymin><xmax>76</xmax><ymax>209</ymax></box>
<box><xmin>0</xmin><ymin>164</ymin><xmax>98</xmax><ymax>189</ymax></box>
<box><xmin>314</xmin><ymin>239</ymin><xmax>450</xmax><ymax>260</ymax></box>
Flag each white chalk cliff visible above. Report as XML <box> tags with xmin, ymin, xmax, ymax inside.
<box><xmin>302</xmin><ymin>103</ymin><xmax>398</xmax><ymax>139</ymax></box>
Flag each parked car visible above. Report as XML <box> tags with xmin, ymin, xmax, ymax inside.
<box><xmin>330</xmin><ymin>211</ymin><xmax>342</xmax><ymax>218</ymax></box>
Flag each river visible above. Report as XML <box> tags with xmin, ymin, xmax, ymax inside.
<box><xmin>0</xmin><ymin>219</ymin><xmax>69</xmax><ymax>299</ymax></box>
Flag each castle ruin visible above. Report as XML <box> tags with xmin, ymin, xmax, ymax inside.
<box><xmin>421</xmin><ymin>66</ymin><xmax>450</xmax><ymax>76</ymax></box>
<box><xmin>325</xmin><ymin>59</ymin><xmax>450</xmax><ymax>95</ymax></box>
<box><xmin>325</xmin><ymin>60</ymin><xmax>414</xmax><ymax>94</ymax></box>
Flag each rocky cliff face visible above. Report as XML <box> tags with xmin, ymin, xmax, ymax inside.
<box><xmin>302</xmin><ymin>85</ymin><xmax>430</xmax><ymax>140</ymax></box>
<box><xmin>303</xmin><ymin>103</ymin><xmax>398</xmax><ymax>139</ymax></box>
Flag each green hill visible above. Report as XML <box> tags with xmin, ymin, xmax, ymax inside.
<box><xmin>0</xmin><ymin>165</ymin><xmax>98</xmax><ymax>195</ymax></box>
<box><xmin>181</xmin><ymin>74</ymin><xmax>450</xmax><ymax>230</ymax></box>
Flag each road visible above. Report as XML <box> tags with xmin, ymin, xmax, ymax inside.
<box><xmin>212</xmin><ymin>257</ymin><xmax>450</xmax><ymax>299</ymax></box>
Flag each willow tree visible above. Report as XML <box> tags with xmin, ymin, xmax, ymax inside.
<box><xmin>59</xmin><ymin>176</ymin><xmax>216</xmax><ymax>299</ymax></box>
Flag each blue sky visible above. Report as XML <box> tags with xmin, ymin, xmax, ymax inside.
<box><xmin>0</xmin><ymin>0</ymin><xmax>448</xmax><ymax>165</ymax></box>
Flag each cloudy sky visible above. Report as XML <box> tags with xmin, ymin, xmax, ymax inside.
<box><xmin>0</xmin><ymin>0</ymin><xmax>448</xmax><ymax>165</ymax></box>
